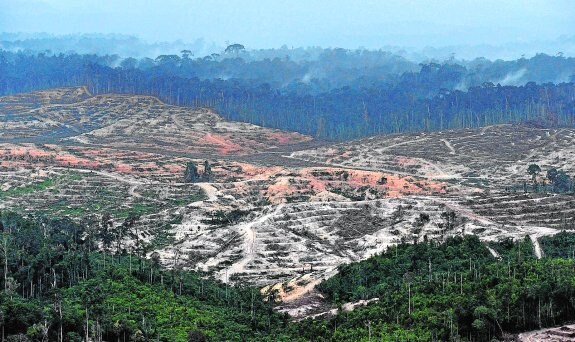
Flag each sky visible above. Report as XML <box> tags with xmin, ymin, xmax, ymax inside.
<box><xmin>1</xmin><ymin>0</ymin><xmax>574</xmax><ymax>49</ymax></box>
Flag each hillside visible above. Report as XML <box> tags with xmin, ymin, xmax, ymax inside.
<box><xmin>291</xmin><ymin>124</ymin><xmax>575</xmax><ymax>185</ymax></box>
<box><xmin>0</xmin><ymin>89</ymin><xmax>442</xmax><ymax>292</ymax></box>
<box><xmin>4</xmin><ymin>211</ymin><xmax>575</xmax><ymax>341</ymax></box>
<box><xmin>1</xmin><ymin>88</ymin><xmax>575</xmax><ymax>332</ymax></box>
<box><xmin>0</xmin><ymin>87</ymin><xmax>311</xmax><ymax>154</ymax></box>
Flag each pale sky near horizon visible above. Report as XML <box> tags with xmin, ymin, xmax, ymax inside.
<box><xmin>1</xmin><ymin>0</ymin><xmax>574</xmax><ymax>49</ymax></box>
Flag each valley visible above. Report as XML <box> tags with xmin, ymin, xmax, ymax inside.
<box><xmin>1</xmin><ymin>88</ymin><xmax>573</xmax><ymax>325</ymax></box>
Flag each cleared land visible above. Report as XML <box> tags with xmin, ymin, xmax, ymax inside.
<box><xmin>291</xmin><ymin>125</ymin><xmax>575</xmax><ymax>186</ymax></box>
<box><xmin>1</xmin><ymin>88</ymin><xmax>572</xmax><ymax>318</ymax></box>
<box><xmin>0</xmin><ymin>86</ymin><xmax>310</xmax><ymax>153</ymax></box>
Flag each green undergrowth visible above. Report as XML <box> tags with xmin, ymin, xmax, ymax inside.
<box><xmin>4</xmin><ymin>209</ymin><xmax>575</xmax><ymax>341</ymax></box>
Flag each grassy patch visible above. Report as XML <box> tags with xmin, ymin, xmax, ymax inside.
<box><xmin>0</xmin><ymin>178</ymin><xmax>56</xmax><ymax>199</ymax></box>
<box><xmin>168</xmin><ymin>192</ymin><xmax>206</xmax><ymax>206</ymax></box>
<box><xmin>149</xmin><ymin>223</ymin><xmax>177</xmax><ymax>248</ymax></box>
<box><xmin>113</xmin><ymin>202</ymin><xmax>157</xmax><ymax>218</ymax></box>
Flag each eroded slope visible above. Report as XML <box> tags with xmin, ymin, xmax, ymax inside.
<box><xmin>2</xmin><ymin>88</ymin><xmax>572</xmax><ymax>318</ymax></box>
<box><xmin>0</xmin><ymin>87</ymin><xmax>311</xmax><ymax>154</ymax></box>
<box><xmin>291</xmin><ymin>124</ymin><xmax>575</xmax><ymax>186</ymax></box>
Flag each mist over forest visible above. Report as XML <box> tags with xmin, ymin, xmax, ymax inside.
<box><xmin>2</xmin><ymin>32</ymin><xmax>575</xmax><ymax>61</ymax></box>
<box><xmin>1</xmin><ymin>33</ymin><xmax>574</xmax><ymax>139</ymax></box>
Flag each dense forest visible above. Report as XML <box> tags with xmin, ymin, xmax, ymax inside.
<box><xmin>1</xmin><ymin>49</ymin><xmax>574</xmax><ymax>139</ymax></box>
<box><xmin>304</xmin><ymin>235</ymin><xmax>575</xmax><ymax>341</ymax></box>
<box><xmin>4</xmin><ymin>209</ymin><xmax>575</xmax><ymax>341</ymax></box>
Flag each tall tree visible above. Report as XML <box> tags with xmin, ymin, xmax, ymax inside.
<box><xmin>527</xmin><ymin>164</ymin><xmax>541</xmax><ymax>184</ymax></box>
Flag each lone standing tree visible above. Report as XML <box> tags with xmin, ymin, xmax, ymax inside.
<box><xmin>184</xmin><ymin>162</ymin><xmax>199</xmax><ymax>183</ymax></box>
<box><xmin>527</xmin><ymin>164</ymin><xmax>541</xmax><ymax>183</ymax></box>
<box><xmin>547</xmin><ymin>167</ymin><xmax>558</xmax><ymax>183</ymax></box>
<box><xmin>527</xmin><ymin>164</ymin><xmax>542</xmax><ymax>192</ymax></box>
<box><xmin>202</xmin><ymin>160</ymin><xmax>213</xmax><ymax>182</ymax></box>
<box><xmin>224</xmin><ymin>43</ymin><xmax>245</xmax><ymax>54</ymax></box>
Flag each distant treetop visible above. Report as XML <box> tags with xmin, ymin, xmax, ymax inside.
<box><xmin>225</xmin><ymin>44</ymin><xmax>245</xmax><ymax>54</ymax></box>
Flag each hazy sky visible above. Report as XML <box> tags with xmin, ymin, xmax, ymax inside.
<box><xmin>1</xmin><ymin>0</ymin><xmax>574</xmax><ymax>49</ymax></box>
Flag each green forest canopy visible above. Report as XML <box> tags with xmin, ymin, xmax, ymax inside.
<box><xmin>3</xmin><ymin>210</ymin><xmax>575</xmax><ymax>341</ymax></box>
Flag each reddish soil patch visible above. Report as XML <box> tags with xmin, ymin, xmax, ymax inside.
<box><xmin>267</xmin><ymin>131</ymin><xmax>311</xmax><ymax>145</ymax></box>
<box><xmin>204</xmin><ymin>134</ymin><xmax>244</xmax><ymax>154</ymax></box>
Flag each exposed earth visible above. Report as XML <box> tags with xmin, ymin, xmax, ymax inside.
<box><xmin>0</xmin><ymin>87</ymin><xmax>571</xmax><ymax>320</ymax></box>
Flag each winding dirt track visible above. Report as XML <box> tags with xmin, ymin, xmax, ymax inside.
<box><xmin>440</xmin><ymin>138</ymin><xmax>456</xmax><ymax>155</ymax></box>
<box><xmin>196</xmin><ymin>183</ymin><xmax>218</xmax><ymax>201</ymax></box>
<box><xmin>220</xmin><ymin>203</ymin><xmax>285</xmax><ymax>283</ymax></box>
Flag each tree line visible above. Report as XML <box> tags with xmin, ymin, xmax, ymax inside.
<box><xmin>1</xmin><ymin>50</ymin><xmax>574</xmax><ymax>140</ymax></box>
<box><xmin>525</xmin><ymin>164</ymin><xmax>574</xmax><ymax>193</ymax></box>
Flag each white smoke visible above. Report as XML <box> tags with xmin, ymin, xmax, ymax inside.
<box><xmin>497</xmin><ymin>68</ymin><xmax>527</xmax><ymax>86</ymax></box>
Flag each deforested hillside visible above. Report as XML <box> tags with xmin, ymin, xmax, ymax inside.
<box><xmin>1</xmin><ymin>89</ymin><xmax>573</xmax><ymax>300</ymax></box>
<box><xmin>0</xmin><ymin>87</ymin><xmax>311</xmax><ymax>154</ymax></box>
<box><xmin>291</xmin><ymin>124</ymin><xmax>575</xmax><ymax>186</ymax></box>
<box><xmin>2</xmin><ymin>87</ymin><xmax>575</xmax><ymax>341</ymax></box>
<box><xmin>0</xmin><ymin>86</ymin><xmax>92</xmax><ymax>110</ymax></box>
